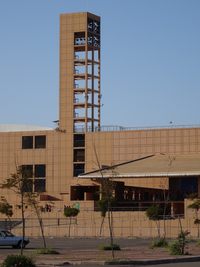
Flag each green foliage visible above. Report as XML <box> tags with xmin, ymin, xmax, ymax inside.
<box><xmin>97</xmin><ymin>199</ymin><xmax>108</xmax><ymax>217</ymax></box>
<box><xmin>151</xmin><ymin>238</ymin><xmax>168</xmax><ymax>248</ymax></box>
<box><xmin>0</xmin><ymin>197</ymin><xmax>13</xmax><ymax>218</ymax></box>
<box><xmin>97</xmin><ymin>198</ymin><xmax>116</xmax><ymax>218</ymax></box>
<box><xmin>64</xmin><ymin>206</ymin><xmax>80</xmax><ymax>237</ymax></box>
<box><xmin>0</xmin><ymin>166</ymin><xmax>31</xmax><ymax>255</ymax></box>
<box><xmin>64</xmin><ymin>207</ymin><xmax>79</xmax><ymax>217</ymax></box>
<box><xmin>168</xmin><ymin>230</ymin><xmax>190</xmax><ymax>255</ymax></box>
<box><xmin>1</xmin><ymin>255</ymin><xmax>36</xmax><ymax>267</ymax></box>
<box><xmin>36</xmin><ymin>248</ymin><xmax>59</xmax><ymax>254</ymax></box>
<box><xmin>99</xmin><ymin>244</ymin><xmax>121</xmax><ymax>251</ymax></box>
<box><xmin>26</xmin><ymin>192</ymin><xmax>47</xmax><ymax>248</ymax></box>
<box><xmin>188</xmin><ymin>200</ymin><xmax>200</xmax><ymax>211</ymax></box>
<box><xmin>146</xmin><ymin>205</ymin><xmax>162</xmax><ymax>221</ymax></box>
<box><xmin>188</xmin><ymin>200</ymin><xmax>200</xmax><ymax>238</ymax></box>
<box><xmin>168</xmin><ymin>240</ymin><xmax>182</xmax><ymax>255</ymax></box>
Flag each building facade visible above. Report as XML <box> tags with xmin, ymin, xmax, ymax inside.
<box><xmin>0</xmin><ymin>12</ymin><xmax>200</xmax><ymax>237</ymax></box>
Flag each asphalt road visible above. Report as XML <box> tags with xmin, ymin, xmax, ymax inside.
<box><xmin>27</xmin><ymin>237</ymin><xmax>151</xmax><ymax>250</ymax></box>
<box><xmin>1</xmin><ymin>238</ymin><xmax>200</xmax><ymax>267</ymax></box>
<box><xmin>78</xmin><ymin>264</ymin><xmax>200</xmax><ymax>267</ymax></box>
<box><xmin>67</xmin><ymin>264</ymin><xmax>200</xmax><ymax>267</ymax></box>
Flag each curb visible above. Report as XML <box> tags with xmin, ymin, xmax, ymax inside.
<box><xmin>36</xmin><ymin>256</ymin><xmax>200</xmax><ymax>266</ymax></box>
<box><xmin>37</xmin><ymin>260</ymin><xmax>105</xmax><ymax>266</ymax></box>
<box><xmin>105</xmin><ymin>256</ymin><xmax>200</xmax><ymax>265</ymax></box>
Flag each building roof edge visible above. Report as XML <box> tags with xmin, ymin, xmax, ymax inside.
<box><xmin>0</xmin><ymin>124</ymin><xmax>53</xmax><ymax>132</ymax></box>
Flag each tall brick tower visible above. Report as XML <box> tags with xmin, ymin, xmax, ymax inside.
<box><xmin>59</xmin><ymin>12</ymin><xmax>101</xmax><ymax>177</ymax></box>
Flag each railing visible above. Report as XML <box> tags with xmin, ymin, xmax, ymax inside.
<box><xmin>74</xmin><ymin>124</ymin><xmax>200</xmax><ymax>133</ymax></box>
<box><xmin>94</xmin><ymin>200</ymin><xmax>184</xmax><ymax>217</ymax></box>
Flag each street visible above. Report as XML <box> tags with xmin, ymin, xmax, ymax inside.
<box><xmin>0</xmin><ymin>238</ymin><xmax>200</xmax><ymax>267</ymax></box>
<box><xmin>77</xmin><ymin>263</ymin><xmax>200</xmax><ymax>267</ymax></box>
<box><xmin>27</xmin><ymin>237</ymin><xmax>151</xmax><ymax>249</ymax></box>
<box><xmin>66</xmin><ymin>263</ymin><xmax>200</xmax><ymax>267</ymax></box>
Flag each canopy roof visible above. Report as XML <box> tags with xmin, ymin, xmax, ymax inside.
<box><xmin>79</xmin><ymin>153</ymin><xmax>200</xmax><ymax>179</ymax></box>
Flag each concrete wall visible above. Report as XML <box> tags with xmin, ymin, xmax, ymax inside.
<box><xmin>8</xmin><ymin>199</ymin><xmax>199</xmax><ymax>239</ymax></box>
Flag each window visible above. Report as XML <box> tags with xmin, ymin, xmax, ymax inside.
<box><xmin>22</xmin><ymin>136</ymin><xmax>33</xmax><ymax>149</ymax></box>
<box><xmin>35</xmin><ymin>135</ymin><xmax>46</xmax><ymax>149</ymax></box>
<box><xmin>71</xmin><ymin>186</ymin><xmax>99</xmax><ymax>201</ymax></box>
<box><xmin>22</xmin><ymin>165</ymin><xmax>33</xmax><ymax>178</ymax></box>
<box><xmin>74</xmin><ymin>149</ymin><xmax>85</xmax><ymax>162</ymax></box>
<box><xmin>21</xmin><ymin>164</ymin><xmax>46</xmax><ymax>193</ymax></box>
<box><xmin>73</xmin><ymin>163</ymin><xmax>85</xmax><ymax>177</ymax></box>
<box><xmin>22</xmin><ymin>179</ymin><xmax>33</xmax><ymax>193</ymax></box>
<box><xmin>35</xmin><ymin>165</ymin><xmax>46</xmax><ymax>177</ymax></box>
<box><xmin>34</xmin><ymin>179</ymin><xmax>46</xmax><ymax>192</ymax></box>
<box><xmin>74</xmin><ymin>134</ymin><xmax>85</xmax><ymax>147</ymax></box>
<box><xmin>74</xmin><ymin>32</ymin><xmax>85</xmax><ymax>45</ymax></box>
<box><xmin>22</xmin><ymin>135</ymin><xmax>46</xmax><ymax>149</ymax></box>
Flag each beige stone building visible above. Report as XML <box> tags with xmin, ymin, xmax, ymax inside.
<box><xmin>0</xmin><ymin>12</ymin><xmax>200</xmax><ymax>238</ymax></box>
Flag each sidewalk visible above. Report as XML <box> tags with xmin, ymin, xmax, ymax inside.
<box><xmin>27</xmin><ymin>242</ymin><xmax>200</xmax><ymax>266</ymax></box>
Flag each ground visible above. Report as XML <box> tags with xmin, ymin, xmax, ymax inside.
<box><xmin>0</xmin><ymin>237</ymin><xmax>200</xmax><ymax>266</ymax></box>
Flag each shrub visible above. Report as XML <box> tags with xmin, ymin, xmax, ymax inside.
<box><xmin>151</xmin><ymin>238</ymin><xmax>168</xmax><ymax>248</ymax></box>
<box><xmin>64</xmin><ymin>207</ymin><xmax>79</xmax><ymax>217</ymax></box>
<box><xmin>1</xmin><ymin>255</ymin><xmax>36</xmax><ymax>267</ymax></box>
<box><xmin>168</xmin><ymin>230</ymin><xmax>189</xmax><ymax>255</ymax></box>
<box><xmin>146</xmin><ymin>205</ymin><xmax>162</xmax><ymax>220</ymax></box>
<box><xmin>36</xmin><ymin>248</ymin><xmax>59</xmax><ymax>254</ymax></box>
<box><xmin>99</xmin><ymin>244</ymin><xmax>121</xmax><ymax>251</ymax></box>
<box><xmin>168</xmin><ymin>240</ymin><xmax>182</xmax><ymax>255</ymax></box>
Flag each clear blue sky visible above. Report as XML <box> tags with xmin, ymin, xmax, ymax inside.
<box><xmin>0</xmin><ymin>0</ymin><xmax>200</xmax><ymax>128</ymax></box>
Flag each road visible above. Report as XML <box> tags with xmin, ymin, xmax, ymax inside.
<box><xmin>65</xmin><ymin>264</ymin><xmax>200</xmax><ymax>267</ymax></box>
<box><xmin>0</xmin><ymin>238</ymin><xmax>200</xmax><ymax>267</ymax></box>
<box><xmin>28</xmin><ymin>237</ymin><xmax>150</xmax><ymax>249</ymax></box>
<box><xmin>77</xmin><ymin>264</ymin><xmax>200</xmax><ymax>267</ymax></box>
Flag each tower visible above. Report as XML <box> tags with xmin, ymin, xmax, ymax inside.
<box><xmin>59</xmin><ymin>12</ymin><xmax>101</xmax><ymax>176</ymax></box>
<box><xmin>59</xmin><ymin>12</ymin><xmax>101</xmax><ymax>132</ymax></box>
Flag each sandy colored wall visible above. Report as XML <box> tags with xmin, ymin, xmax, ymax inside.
<box><xmin>85</xmin><ymin>127</ymin><xmax>200</xmax><ymax>188</ymax></box>
<box><xmin>0</xmin><ymin>129</ymin><xmax>73</xmax><ymax>207</ymax></box>
<box><xmin>8</xmin><ymin>199</ymin><xmax>199</xmax><ymax>239</ymax></box>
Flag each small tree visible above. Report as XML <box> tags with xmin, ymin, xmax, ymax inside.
<box><xmin>97</xmin><ymin>179</ymin><xmax>116</xmax><ymax>234</ymax></box>
<box><xmin>146</xmin><ymin>205</ymin><xmax>162</xmax><ymax>238</ymax></box>
<box><xmin>0</xmin><ymin>166</ymin><xmax>31</xmax><ymax>255</ymax></box>
<box><xmin>169</xmin><ymin>215</ymin><xmax>189</xmax><ymax>255</ymax></box>
<box><xmin>1</xmin><ymin>166</ymin><xmax>48</xmax><ymax>251</ymax></box>
<box><xmin>93</xmin><ymin>144</ymin><xmax>117</xmax><ymax>259</ymax></box>
<box><xmin>0</xmin><ymin>197</ymin><xmax>13</xmax><ymax>230</ymax></box>
<box><xmin>26</xmin><ymin>192</ymin><xmax>47</xmax><ymax>248</ymax></box>
<box><xmin>97</xmin><ymin>198</ymin><xmax>108</xmax><ymax>236</ymax></box>
<box><xmin>64</xmin><ymin>206</ymin><xmax>79</xmax><ymax>237</ymax></box>
<box><xmin>160</xmin><ymin>156</ymin><xmax>175</xmax><ymax>239</ymax></box>
<box><xmin>188</xmin><ymin>199</ymin><xmax>200</xmax><ymax>238</ymax></box>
